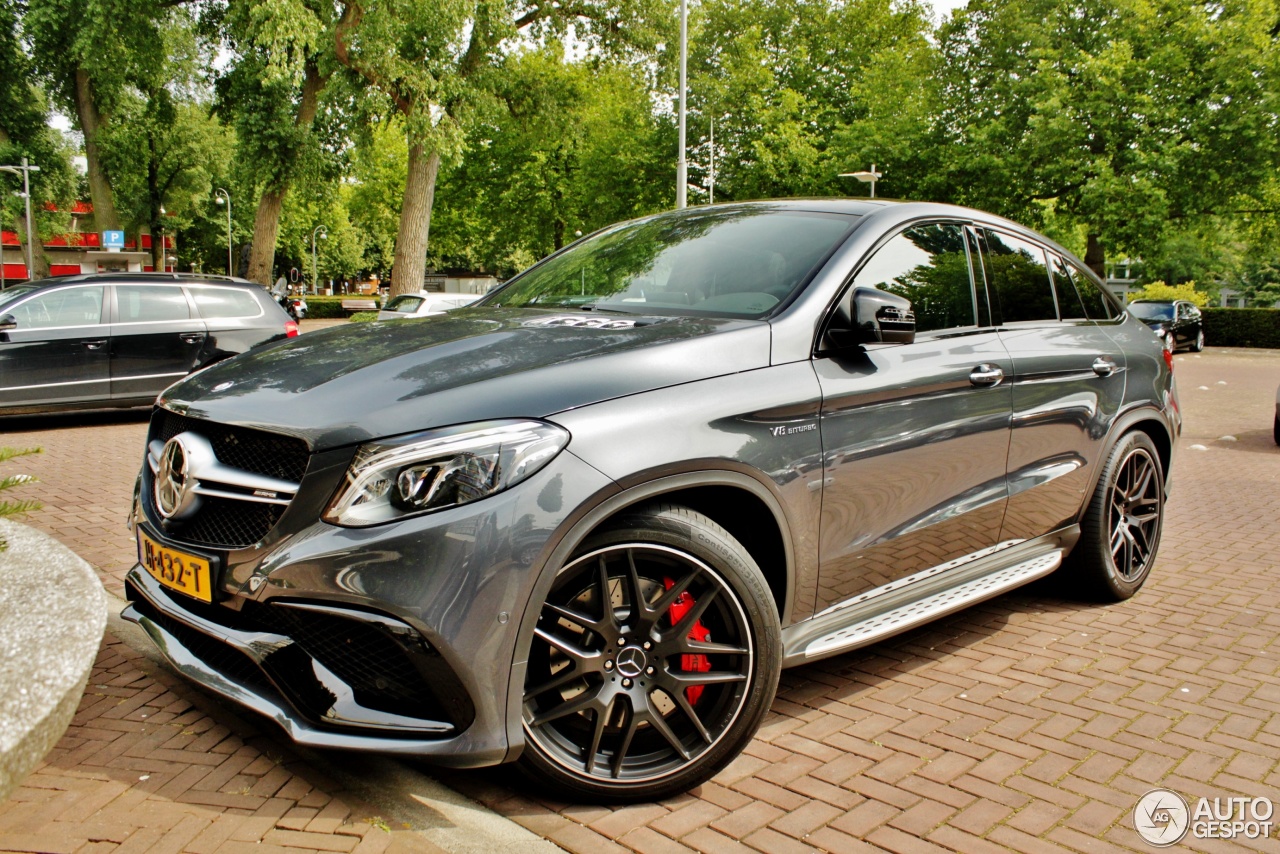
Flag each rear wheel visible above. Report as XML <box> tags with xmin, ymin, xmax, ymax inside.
<box><xmin>1069</xmin><ymin>431</ymin><xmax>1165</xmax><ymax>601</ymax></box>
<box><xmin>1191</xmin><ymin>328</ymin><xmax>1205</xmax><ymax>352</ymax></box>
<box><xmin>1273</xmin><ymin>412</ymin><xmax>1279</xmax><ymax>447</ymax></box>
<box><xmin>519</xmin><ymin>504</ymin><xmax>781</xmax><ymax>802</ymax></box>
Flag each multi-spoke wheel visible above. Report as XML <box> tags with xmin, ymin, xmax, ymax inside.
<box><xmin>1068</xmin><ymin>431</ymin><xmax>1165</xmax><ymax>600</ymax></box>
<box><xmin>1191</xmin><ymin>329</ymin><xmax>1205</xmax><ymax>352</ymax></box>
<box><xmin>519</xmin><ymin>504</ymin><xmax>781</xmax><ymax>801</ymax></box>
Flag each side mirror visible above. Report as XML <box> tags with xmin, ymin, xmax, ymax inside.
<box><xmin>826</xmin><ymin>287</ymin><xmax>915</xmax><ymax>351</ymax></box>
<box><xmin>0</xmin><ymin>314</ymin><xmax>15</xmax><ymax>332</ymax></box>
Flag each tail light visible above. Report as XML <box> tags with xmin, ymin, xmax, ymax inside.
<box><xmin>1162</xmin><ymin>345</ymin><xmax>1173</xmax><ymax>372</ymax></box>
<box><xmin>285</xmin><ymin>320</ymin><xmax>299</xmax><ymax>338</ymax></box>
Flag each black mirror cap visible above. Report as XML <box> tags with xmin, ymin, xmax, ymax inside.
<box><xmin>853</xmin><ymin>287</ymin><xmax>915</xmax><ymax>345</ymax></box>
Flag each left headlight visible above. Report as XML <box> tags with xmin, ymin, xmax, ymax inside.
<box><xmin>323</xmin><ymin>419</ymin><xmax>570</xmax><ymax>527</ymax></box>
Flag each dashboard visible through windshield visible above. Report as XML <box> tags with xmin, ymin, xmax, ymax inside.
<box><xmin>481</xmin><ymin>207</ymin><xmax>858</xmax><ymax>319</ymax></box>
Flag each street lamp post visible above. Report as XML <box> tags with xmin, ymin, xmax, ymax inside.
<box><xmin>0</xmin><ymin>157</ymin><xmax>42</xmax><ymax>276</ymax></box>
<box><xmin>214</xmin><ymin>188</ymin><xmax>232</xmax><ymax>275</ymax></box>
<box><xmin>839</xmin><ymin>164</ymin><xmax>882</xmax><ymax>199</ymax></box>
<box><xmin>676</xmin><ymin>0</ymin><xmax>688</xmax><ymax>209</ymax></box>
<box><xmin>311</xmin><ymin>226</ymin><xmax>327</xmax><ymax>294</ymax></box>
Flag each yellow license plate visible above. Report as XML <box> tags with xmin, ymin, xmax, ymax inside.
<box><xmin>138</xmin><ymin>530</ymin><xmax>213</xmax><ymax>603</ymax></box>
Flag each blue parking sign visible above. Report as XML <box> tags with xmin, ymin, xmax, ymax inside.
<box><xmin>102</xmin><ymin>230</ymin><xmax>125</xmax><ymax>250</ymax></box>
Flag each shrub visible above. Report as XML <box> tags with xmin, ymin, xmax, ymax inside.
<box><xmin>1201</xmin><ymin>308</ymin><xmax>1280</xmax><ymax>348</ymax></box>
<box><xmin>349</xmin><ymin>311</ymin><xmax>379</xmax><ymax>322</ymax></box>
<box><xmin>0</xmin><ymin>447</ymin><xmax>42</xmax><ymax>551</ymax></box>
<box><xmin>1128</xmin><ymin>281</ymin><xmax>1211</xmax><ymax>307</ymax></box>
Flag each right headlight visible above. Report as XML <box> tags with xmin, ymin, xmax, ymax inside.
<box><xmin>323</xmin><ymin>419</ymin><xmax>570</xmax><ymax>527</ymax></box>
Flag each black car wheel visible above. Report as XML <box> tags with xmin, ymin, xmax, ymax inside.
<box><xmin>1273</xmin><ymin>412</ymin><xmax>1279</xmax><ymax>447</ymax></box>
<box><xmin>1069</xmin><ymin>431</ymin><xmax>1164</xmax><ymax>600</ymax></box>
<box><xmin>519</xmin><ymin>504</ymin><xmax>780</xmax><ymax>802</ymax></box>
<box><xmin>1191</xmin><ymin>328</ymin><xmax>1205</xmax><ymax>352</ymax></box>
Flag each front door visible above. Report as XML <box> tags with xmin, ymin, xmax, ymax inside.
<box><xmin>0</xmin><ymin>285</ymin><xmax>110</xmax><ymax>410</ymax></box>
<box><xmin>814</xmin><ymin>223</ymin><xmax>1014</xmax><ymax>613</ymax></box>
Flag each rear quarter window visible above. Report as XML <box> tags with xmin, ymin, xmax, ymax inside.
<box><xmin>190</xmin><ymin>287</ymin><xmax>263</xmax><ymax>319</ymax></box>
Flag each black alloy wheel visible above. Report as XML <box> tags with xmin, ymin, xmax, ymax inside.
<box><xmin>519</xmin><ymin>504</ymin><xmax>780</xmax><ymax>801</ymax></box>
<box><xmin>1069</xmin><ymin>431</ymin><xmax>1165</xmax><ymax>600</ymax></box>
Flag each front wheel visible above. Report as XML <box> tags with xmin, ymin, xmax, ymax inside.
<box><xmin>519</xmin><ymin>504</ymin><xmax>781</xmax><ymax>802</ymax></box>
<box><xmin>1068</xmin><ymin>431</ymin><xmax>1165</xmax><ymax>601</ymax></box>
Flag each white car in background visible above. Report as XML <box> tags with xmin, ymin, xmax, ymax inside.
<box><xmin>377</xmin><ymin>292</ymin><xmax>478</xmax><ymax>320</ymax></box>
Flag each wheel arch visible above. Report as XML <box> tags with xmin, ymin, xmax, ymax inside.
<box><xmin>503</xmin><ymin>467</ymin><xmax>797</xmax><ymax>761</ymax></box>
<box><xmin>1077</xmin><ymin>404</ymin><xmax>1175</xmax><ymax>526</ymax></box>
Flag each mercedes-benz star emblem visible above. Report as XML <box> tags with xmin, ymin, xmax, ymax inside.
<box><xmin>154</xmin><ymin>435</ymin><xmax>197</xmax><ymax>520</ymax></box>
<box><xmin>616</xmin><ymin>647</ymin><xmax>647</xmax><ymax>679</ymax></box>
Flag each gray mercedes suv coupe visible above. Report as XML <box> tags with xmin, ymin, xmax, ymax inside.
<box><xmin>123</xmin><ymin>200</ymin><xmax>1180</xmax><ymax>801</ymax></box>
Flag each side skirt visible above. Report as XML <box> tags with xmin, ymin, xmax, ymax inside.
<box><xmin>781</xmin><ymin>527</ymin><xmax>1079</xmax><ymax>666</ymax></box>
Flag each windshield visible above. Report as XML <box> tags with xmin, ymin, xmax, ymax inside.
<box><xmin>482</xmin><ymin>207</ymin><xmax>858</xmax><ymax>318</ymax></box>
<box><xmin>0</xmin><ymin>285</ymin><xmax>40</xmax><ymax>311</ymax></box>
<box><xmin>1128</xmin><ymin>302</ymin><xmax>1174</xmax><ymax>321</ymax></box>
<box><xmin>385</xmin><ymin>295</ymin><xmax>424</xmax><ymax>313</ymax></box>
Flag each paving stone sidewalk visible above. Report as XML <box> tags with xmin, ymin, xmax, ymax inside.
<box><xmin>2</xmin><ymin>346</ymin><xmax>1279</xmax><ymax>853</ymax></box>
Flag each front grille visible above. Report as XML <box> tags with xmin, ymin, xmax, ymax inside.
<box><xmin>157</xmin><ymin>410</ymin><xmax>309</xmax><ymax>483</ymax></box>
<box><xmin>177</xmin><ymin>496</ymin><xmax>286</xmax><ymax>549</ymax></box>
<box><xmin>267</xmin><ymin>605</ymin><xmax>449</xmax><ymax>722</ymax></box>
<box><xmin>150</xmin><ymin>410</ymin><xmax>309</xmax><ymax>549</ymax></box>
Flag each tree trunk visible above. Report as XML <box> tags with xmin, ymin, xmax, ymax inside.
<box><xmin>73</xmin><ymin>69</ymin><xmax>119</xmax><ymax>231</ymax></box>
<box><xmin>13</xmin><ymin>218</ymin><xmax>49</xmax><ymax>280</ymax></box>
<box><xmin>147</xmin><ymin>134</ymin><xmax>164</xmax><ymax>272</ymax></box>
<box><xmin>244</xmin><ymin>63</ymin><xmax>328</xmax><ymax>286</ymax></box>
<box><xmin>246</xmin><ymin>188</ymin><xmax>285</xmax><ymax>284</ymax></box>
<box><xmin>390</xmin><ymin>143</ymin><xmax>440</xmax><ymax>297</ymax></box>
<box><xmin>1085</xmin><ymin>233</ymin><xmax>1105</xmax><ymax>279</ymax></box>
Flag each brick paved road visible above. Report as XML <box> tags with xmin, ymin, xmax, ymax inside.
<box><xmin>2</xmin><ymin>346</ymin><xmax>1278</xmax><ymax>852</ymax></box>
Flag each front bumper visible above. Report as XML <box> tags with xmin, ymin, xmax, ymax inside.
<box><xmin>124</xmin><ymin>447</ymin><xmax>616</xmax><ymax>766</ymax></box>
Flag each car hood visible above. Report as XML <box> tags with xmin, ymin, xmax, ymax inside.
<box><xmin>160</xmin><ymin>308</ymin><xmax>771</xmax><ymax>450</ymax></box>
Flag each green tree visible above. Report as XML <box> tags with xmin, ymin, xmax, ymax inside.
<box><xmin>431</xmin><ymin>48</ymin><xmax>668</xmax><ymax>276</ymax></box>
<box><xmin>932</xmin><ymin>0</ymin><xmax>1280</xmax><ymax>275</ymax></box>
<box><xmin>26</xmin><ymin>0</ymin><xmax>175</xmax><ymax>231</ymax></box>
<box><xmin>1129</xmin><ymin>281</ymin><xmax>1211</xmax><ymax>307</ymax></box>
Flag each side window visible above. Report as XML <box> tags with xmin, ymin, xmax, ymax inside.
<box><xmin>1050</xmin><ymin>254</ymin><xmax>1087</xmax><ymax>320</ymax></box>
<box><xmin>116</xmin><ymin>285</ymin><xmax>190</xmax><ymax>322</ymax></box>
<box><xmin>9</xmin><ymin>286</ymin><xmax>104</xmax><ymax>328</ymax></box>
<box><xmin>851</xmin><ymin>223</ymin><xmax>976</xmax><ymax>333</ymax></box>
<box><xmin>1066</xmin><ymin>261</ymin><xmax>1118</xmax><ymax>320</ymax></box>
<box><xmin>191</xmin><ymin>287</ymin><xmax>261</xmax><ymax>319</ymax></box>
<box><xmin>980</xmin><ymin>230</ymin><xmax>1057</xmax><ymax>324</ymax></box>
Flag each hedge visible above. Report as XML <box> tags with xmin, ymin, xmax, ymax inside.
<box><xmin>300</xmin><ymin>295</ymin><xmax>382</xmax><ymax>319</ymax></box>
<box><xmin>1201</xmin><ymin>308</ymin><xmax>1280</xmax><ymax>349</ymax></box>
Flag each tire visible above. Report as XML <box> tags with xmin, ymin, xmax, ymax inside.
<box><xmin>1273</xmin><ymin>412</ymin><xmax>1279</xmax><ymax>447</ymax></box>
<box><xmin>1068</xmin><ymin>431</ymin><xmax>1165</xmax><ymax>601</ymax></box>
<box><xmin>518</xmin><ymin>503</ymin><xmax>781</xmax><ymax>802</ymax></box>
<box><xmin>1191</xmin><ymin>328</ymin><xmax>1205</xmax><ymax>352</ymax></box>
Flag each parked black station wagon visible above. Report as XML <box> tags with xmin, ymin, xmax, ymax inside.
<box><xmin>123</xmin><ymin>200</ymin><xmax>1179</xmax><ymax>801</ymax></box>
<box><xmin>1127</xmin><ymin>299</ymin><xmax>1205</xmax><ymax>352</ymax></box>
<box><xmin>0</xmin><ymin>273</ymin><xmax>297</xmax><ymax>416</ymax></box>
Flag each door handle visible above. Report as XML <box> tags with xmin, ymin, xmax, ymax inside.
<box><xmin>81</xmin><ymin>339</ymin><xmax>107</xmax><ymax>350</ymax></box>
<box><xmin>180</xmin><ymin>332</ymin><xmax>205</xmax><ymax>344</ymax></box>
<box><xmin>969</xmin><ymin>364</ymin><xmax>1004</xmax><ymax>387</ymax></box>
<box><xmin>1092</xmin><ymin>356</ymin><xmax>1117</xmax><ymax>377</ymax></box>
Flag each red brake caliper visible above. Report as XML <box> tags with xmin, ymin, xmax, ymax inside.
<box><xmin>664</xmin><ymin>577</ymin><xmax>711</xmax><ymax>704</ymax></box>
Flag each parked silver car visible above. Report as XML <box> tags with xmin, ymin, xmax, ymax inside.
<box><xmin>123</xmin><ymin>200</ymin><xmax>1179</xmax><ymax>802</ymax></box>
<box><xmin>376</xmin><ymin>292</ymin><xmax>478</xmax><ymax>320</ymax></box>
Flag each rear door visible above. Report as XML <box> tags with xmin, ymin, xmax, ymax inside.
<box><xmin>814</xmin><ymin>222</ymin><xmax>1014</xmax><ymax>611</ymax></box>
<box><xmin>976</xmin><ymin>229</ymin><xmax>1126</xmax><ymax>541</ymax></box>
<box><xmin>0</xmin><ymin>284</ymin><xmax>109</xmax><ymax>409</ymax></box>
<box><xmin>109</xmin><ymin>282</ymin><xmax>208</xmax><ymax>401</ymax></box>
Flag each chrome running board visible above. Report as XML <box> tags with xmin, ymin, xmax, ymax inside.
<box><xmin>782</xmin><ymin>529</ymin><xmax>1076</xmax><ymax>666</ymax></box>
